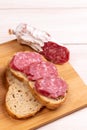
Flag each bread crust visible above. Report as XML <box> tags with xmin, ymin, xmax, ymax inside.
<box><xmin>5</xmin><ymin>70</ymin><xmax>43</xmax><ymax>119</ymax></box>
<box><xmin>10</xmin><ymin>67</ymin><xmax>68</xmax><ymax>110</ymax></box>
<box><xmin>28</xmin><ymin>81</ymin><xmax>67</xmax><ymax>109</ymax></box>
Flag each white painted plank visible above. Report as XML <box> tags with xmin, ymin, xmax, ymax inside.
<box><xmin>0</xmin><ymin>8</ymin><xmax>87</xmax><ymax>44</ymax></box>
<box><xmin>66</xmin><ymin>45</ymin><xmax>87</xmax><ymax>85</ymax></box>
<box><xmin>0</xmin><ymin>0</ymin><xmax>87</xmax><ymax>8</ymax></box>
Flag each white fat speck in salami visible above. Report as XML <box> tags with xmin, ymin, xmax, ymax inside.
<box><xmin>10</xmin><ymin>52</ymin><xmax>43</xmax><ymax>71</ymax></box>
<box><xmin>35</xmin><ymin>77</ymin><xmax>68</xmax><ymax>99</ymax></box>
<box><xmin>24</xmin><ymin>61</ymin><xmax>58</xmax><ymax>80</ymax></box>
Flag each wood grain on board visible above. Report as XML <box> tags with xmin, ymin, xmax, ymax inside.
<box><xmin>0</xmin><ymin>40</ymin><xmax>87</xmax><ymax>130</ymax></box>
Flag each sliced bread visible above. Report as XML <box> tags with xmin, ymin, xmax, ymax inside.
<box><xmin>8</xmin><ymin>51</ymin><xmax>68</xmax><ymax>110</ymax></box>
<box><xmin>10</xmin><ymin>68</ymin><xmax>68</xmax><ymax>110</ymax></box>
<box><xmin>28</xmin><ymin>80</ymin><xmax>67</xmax><ymax>109</ymax></box>
<box><xmin>5</xmin><ymin>70</ymin><xmax>43</xmax><ymax>119</ymax></box>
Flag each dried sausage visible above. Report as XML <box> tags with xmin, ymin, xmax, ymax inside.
<box><xmin>41</xmin><ymin>41</ymin><xmax>70</xmax><ymax>64</ymax></box>
<box><xmin>24</xmin><ymin>61</ymin><xmax>58</xmax><ymax>80</ymax></box>
<box><xmin>10</xmin><ymin>52</ymin><xmax>43</xmax><ymax>71</ymax></box>
<box><xmin>35</xmin><ymin>77</ymin><xmax>68</xmax><ymax>99</ymax></box>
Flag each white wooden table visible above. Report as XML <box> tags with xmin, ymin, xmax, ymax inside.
<box><xmin>0</xmin><ymin>1</ymin><xmax>87</xmax><ymax>129</ymax></box>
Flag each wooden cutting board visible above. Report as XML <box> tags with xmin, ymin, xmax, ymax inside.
<box><xmin>0</xmin><ymin>40</ymin><xmax>87</xmax><ymax>130</ymax></box>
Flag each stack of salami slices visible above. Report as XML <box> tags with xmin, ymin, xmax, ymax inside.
<box><xmin>5</xmin><ymin>51</ymin><xmax>68</xmax><ymax>119</ymax></box>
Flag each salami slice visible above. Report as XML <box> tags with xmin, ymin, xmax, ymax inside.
<box><xmin>10</xmin><ymin>52</ymin><xmax>43</xmax><ymax>71</ymax></box>
<box><xmin>41</xmin><ymin>41</ymin><xmax>70</xmax><ymax>64</ymax></box>
<box><xmin>35</xmin><ymin>77</ymin><xmax>68</xmax><ymax>99</ymax></box>
<box><xmin>24</xmin><ymin>61</ymin><xmax>58</xmax><ymax>80</ymax></box>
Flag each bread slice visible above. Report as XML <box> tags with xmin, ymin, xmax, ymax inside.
<box><xmin>28</xmin><ymin>81</ymin><xmax>67</xmax><ymax>110</ymax></box>
<box><xmin>10</xmin><ymin>68</ymin><xmax>68</xmax><ymax>110</ymax></box>
<box><xmin>5</xmin><ymin>70</ymin><xmax>43</xmax><ymax>119</ymax></box>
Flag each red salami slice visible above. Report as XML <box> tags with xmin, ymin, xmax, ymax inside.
<box><xmin>35</xmin><ymin>77</ymin><xmax>68</xmax><ymax>99</ymax></box>
<box><xmin>24</xmin><ymin>61</ymin><xmax>58</xmax><ymax>80</ymax></box>
<box><xmin>10</xmin><ymin>52</ymin><xmax>43</xmax><ymax>71</ymax></box>
<box><xmin>41</xmin><ymin>41</ymin><xmax>70</xmax><ymax>64</ymax></box>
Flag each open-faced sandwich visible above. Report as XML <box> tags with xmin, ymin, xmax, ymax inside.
<box><xmin>5</xmin><ymin>51</ymin><xmax>68</xmax><ymax>119</ymax></box>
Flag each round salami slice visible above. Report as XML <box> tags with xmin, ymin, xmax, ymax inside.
<box><xmin>35</xmin><ymin>77</ymin><xmax>68</xmax><ymax>99</ymax></box>
<box><xmin>10</xmin><ymin>52</ymin><xmax>43</xmax><ymax>71</ymax></box>
<box><xmin>24</xmin><ymin>61</ymin><xmax>58</xmax><ymax>80</ymax></box>
<box><xmin>41</xmin><ymin>41</ymin><xmax>70</xmax><ymax>64</ymax></box>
